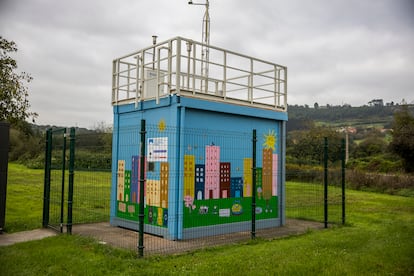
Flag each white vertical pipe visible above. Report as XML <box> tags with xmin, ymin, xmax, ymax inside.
<box><xmin>192</xmin><ymin>43</ymin><xmax>196</xmax><ymax>95</ymax></box>
<box><xmin>140</xmin><ymin>51</ymin><xmax>145</xmax><ymax>101</ymax></box>
<box><xmin>249</xmin><ymin>58</ymin><xmax>253</xmax><ymax>104</ymax></box>
<box><xmin>223</xmin><ymin>51</ymin><xmax>226</xmax><ymax>99</ymax></box>
<box><xmin>168</xmin><ymin>40</ymin><xmax>172</xmax><ymax>94</ymax></box>
<box><xmin>135</xmin><ymin>55</ymin><xmax>139</xmax><ymax>108</ymax></box>
<box><xmin>176</xmin><ymin>38</ymin><xmax>181</xmax><ymax>96</ymax></box>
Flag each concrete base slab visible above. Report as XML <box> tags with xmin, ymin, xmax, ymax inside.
<box><xmin>73</xmin><ymin>219</ymin><xmax>324</xmax><ymax>255</ymax></box>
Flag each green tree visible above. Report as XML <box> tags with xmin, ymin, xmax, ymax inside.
<box><xmin>287</xmin><ymin>126</ymin><xmax>343</xmax><ymax>165</ymax></box>
<box><xmin>352</xmin><ymin>131</ymin><xmax>387</xmax><ymax>158</ymax></box>
<box><xmin>389</xmin><ymin>106</ymin><xmax>414</xmax><ymax>172</ymax></box>
<box><xmin>0</xmin><ymin>36</ymin><xmax>37</xmax><ymax>124</ymax></box>
<box><xmin>8</xmin><ymin>126</ymin><xmax>43</xmax><ymax>164</ymax></box>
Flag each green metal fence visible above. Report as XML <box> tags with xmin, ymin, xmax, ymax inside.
<box><xmin>43</xmin><ymin>126</ymin><xmax>345</xmax><ymax>256</ymax></box>
<box><xmin>285</xmin><ymin>138</ymin><xmax>346</xmax><ymax>226</ymax></box>
<box><xmin>42</xmin><ymin>128</ymin><xmax>111</xmax><ymax>233</ymax></box>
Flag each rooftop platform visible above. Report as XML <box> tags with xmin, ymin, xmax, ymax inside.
<box><xmin>112</xmin><ymin>37</ymin><xmax>287</xmax><ymax>112</ymax></box>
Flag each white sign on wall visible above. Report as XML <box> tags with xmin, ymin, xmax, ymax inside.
<box><xmin>147</xmin><ymin>137</ymin><xmax>168</xmax><ymax>162</ymax></box>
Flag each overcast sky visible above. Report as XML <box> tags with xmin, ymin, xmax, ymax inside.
<box><xmin>1</xmin><ymin>0</ymin><xmax>413</xmax><ymax>128</ymax></box>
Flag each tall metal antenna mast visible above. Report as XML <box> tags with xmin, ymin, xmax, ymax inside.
<box><xmin>188</xmin><ymin>0</ymin><xmax>210</xmax><ymax>92</ymax></box>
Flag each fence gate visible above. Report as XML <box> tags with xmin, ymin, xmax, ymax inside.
<box><xmin>42</xmin><ymin>128</ymin><xmax>75</xmax><ymax>233</ymax></box>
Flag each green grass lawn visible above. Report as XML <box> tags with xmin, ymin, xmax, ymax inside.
<box><xmin>2</xmin><ymin>163</ymin><xmax>413</xmax><ymax>274</ymax></box>
<box><xmin>4</xmin><ymin>163</ymin><xmax>110</xmax><ymax>233</ymax></box>
<box><xmin>4</xmin><ymin>163</ymin><xmax>44</xmax><ymax>232</ymax></box>
<box><xmin>287</xmin><ymin>181</ymin><xmax>347</xmax><ymax>227</ymax></box>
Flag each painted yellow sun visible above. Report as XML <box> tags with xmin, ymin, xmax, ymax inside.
<box><xmin>158</xmin><ymin>119</ymin><xmax>166</xmax><ymax>132</ymax></box>
<box><xmin>263</xmin><ymin>130</ymin><xmax>276</xmax><ymax>151</ymax></box>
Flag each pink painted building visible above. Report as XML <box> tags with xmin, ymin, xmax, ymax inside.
<box><xmin>205</xmin><ymin>145</ymin><xmax>220</xmax><ymax>199</ymax></box>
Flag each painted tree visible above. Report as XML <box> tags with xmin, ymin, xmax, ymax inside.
<box><xmin>389</xmin><ymin>105</ymin><xmax>414</xmax><ymax>173</ymax></box>
<box><xmin>0</xmin><ymin>36</ymin><xmax>37</xmax><ymax>124</ymax></box>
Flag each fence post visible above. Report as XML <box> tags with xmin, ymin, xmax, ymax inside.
<box><xmin>324</xmin><ymin>137</ymin><xmax>328</xmax><ymax>228</ymax></box>
<box><xmin>251</xmin><ymin>129</ymin><xmax>257</xmax><ymax>239</ymax></box>
<box><xmin>341</xmin><ymin>138</ymin><xmax>346</xmax><ymax>225</ymax></box>
<box><xmin>43</xmin><ymin>129</ymin><xmax>52</xmax><ymax>228</ymax></box>
<box><xmin>59</xmin><ymin>128</ymin><xmax>67</xmax><ymax>233</ymax></box>
<box><xmin>138</xmin><ymin>119</ymin><xmax>146</xmax><ymax>257</ymax></box>
<box><xmin>0</xmin><ymin>122</ymin><xmax>10</xmax><ymax>233</ymax></box>
<box><xmin>67</xmin><ymin>128</ymin><xmax>75</xmax><ymax>234</ymax></box>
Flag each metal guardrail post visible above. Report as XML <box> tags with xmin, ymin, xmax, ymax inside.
<box><xmin>251</xmin><ymin>129</ymin><xmax>257</xmax><ymax>239</ymax></box>
<box><xmin>138</xmin><ymin>119</ymin><xmax>146</xmax><ymax>257</ymax></box>
<box><xmin>67</xmin><ymin>127</ymin><xmax>75</xmax><ymax>234</ymax></box>
<box><xmin>176</xmin><ymin>38</ymin><xmax>181</xmax><ymax>96</ymax></box>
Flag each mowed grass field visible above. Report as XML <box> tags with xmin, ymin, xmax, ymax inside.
<box><xmin>6</xmin><ymin>163</ymin><xmax>338</xmax><ymax>233</ymax></box>
<box><xmin>1</xmin><ymin>163</ymin><xmax>413</xmax><ymax>274</ymax></box>
<box><xmin>4</xmin><ymin>163</ymin><xmax>44</xmax><ymax>232</ymax></box>
<box><xmin>4</xmin><ymin>163</ymin><xmax>110</xmax><ymax>233</ymax></box>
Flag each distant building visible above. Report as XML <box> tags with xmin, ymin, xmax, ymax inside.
<box><xmin>368</xmin><ymin>99</ymin><xmax>384</xmax><ymax>107</ymax></box>
<box><xmin>338</xmin><ymin>127</ymin><xmax>357</xmax><ymax>134</ymax></box>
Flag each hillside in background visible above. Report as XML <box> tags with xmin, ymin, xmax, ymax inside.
<box><xmin>285</xmin><ymin>102</ymin><xmax>414</xmax><ymax>176</ymax></box>
<box><xmin>287</xmin><ymin>103</ymin><xmax>414</xmax><ymax>131</ymax></box>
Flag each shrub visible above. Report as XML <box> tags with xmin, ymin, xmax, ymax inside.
<box><xmin>286</xmin><ymin>163</ymin><xmax>324</xmax><ymax>183</ymax></box>
<box><xmin>346</xmin><ymin>170</ymin><xmax>414</xmax><ymax>195</ymax></box>
<box><xmin>346</xmin><ymin>155</ymin><xmax>403</xmax><ymax>173</ymax></box>
<box><xmin>74</xmin><ymin>150</ymin><xmax>112</xmax><ymax>170</ymax></box>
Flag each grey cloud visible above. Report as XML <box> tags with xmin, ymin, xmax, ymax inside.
<box><xmin>1</xmin><ymin>0</ymin><xmax>413</xmax><ymax>127</ymax></box>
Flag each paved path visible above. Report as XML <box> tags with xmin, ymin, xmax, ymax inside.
<box><xmin>0</xmin><ymin>228</ymin><xmax>57</xmax><ymax>247</ymax></box>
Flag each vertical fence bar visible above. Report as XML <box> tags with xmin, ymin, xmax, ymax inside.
<box><xmin>42</xmin><ymin>129</ymin><xmax>52</xmax><ymax>228</ymax></box>
<box><xmin>138</xmin><ymin>119</ymin><xmax>146</xmax><ymax>257</ymax></box>
<box><xmin>341</xmin><ymin>138</ymin><xmax>346</xmax><ymax>225</ymax></box>
<box><xmin>251</xmin><ymin>129</ymin><xmax>257</xmax><ymax>239</ymax></box>
<box><xmin>67</xmin><ymin>128</ymin><xmax>75</xmax><ymax>234</ymax></box>
<box><xmin>59</xmin><ymin>129</ymin><xmax>67</xmax><ymax>233</ymax></box>
<box><xmin>0</xmin><ymin>122</ymin><xmax>10</xmax><ymax>233</ymax></box>
<box><xmin>324</xmin><ymin>137</ymin><xmax>328</xmax><ymax>229</ymax></box>
<box><xmin>280</xmin><ymin>121</ymin><xmax>286</xmax><ymax>225</ymax></box>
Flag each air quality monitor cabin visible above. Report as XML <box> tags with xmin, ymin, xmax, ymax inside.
<box><xmin>110</xmin><ymin>37</ymin><xmax>288</xmax><ymax>240</ymax></box>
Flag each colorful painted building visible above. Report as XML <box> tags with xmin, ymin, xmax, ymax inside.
<box><xmin>110</xmin><ymin>37</ymin><xmax>287</xmax><ymax>240</ymax></box>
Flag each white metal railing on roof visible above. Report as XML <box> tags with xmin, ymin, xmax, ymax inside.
<box><xmin>112</xmin><ymin>36</ymin><xmax>287</xmax><ymax>111</ymax></box>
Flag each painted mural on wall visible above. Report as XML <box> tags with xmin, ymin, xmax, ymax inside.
<box><xmin>116</xmin><ymin>152</ymin><xmax>170</xmax><ymax>228</ymax></box>
<box><xmin>116</xmin><ymin>118</ymin><xmax>171</xmax><ymax>227</ymax></box>
<box><xmin>115</xmin><ymin>119</ymin><xmax>280</xmax><ymax>229</ymax></box>
<box><xmin>182</xmin><ymin>129</ymin><xmax>279</xmax><ymax>228</ymax></box>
